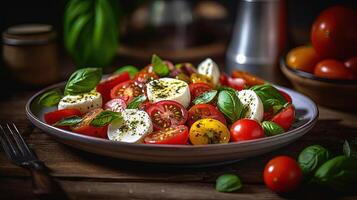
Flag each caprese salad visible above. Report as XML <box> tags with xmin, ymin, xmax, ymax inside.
<box><xmin>39</xmin><ymin>55</ymin><xmax>295</xmax><ymax>145</ymax></box>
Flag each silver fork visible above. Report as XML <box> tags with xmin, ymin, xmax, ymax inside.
<box><xmin>0</xmin><ymin>123</ymin><xmax>68</xmax><ymax>200</ymax></box>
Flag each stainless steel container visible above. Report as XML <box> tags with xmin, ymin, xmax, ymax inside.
<box><xmin>226</xmin><ymin>0</ymin><xmax>286</xmax><ymax>81</ymax></box>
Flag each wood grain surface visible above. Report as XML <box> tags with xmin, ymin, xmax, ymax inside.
<box><xmin>1</xmin><ymin>88</ymin><xmax>357</xmax><ymax>200</ymax></box>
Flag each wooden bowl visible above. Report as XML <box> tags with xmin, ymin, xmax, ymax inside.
<box><xmin>280</xmin><ymin>58</ymin><xmax>357</xmax><ymax>110</ymax></box>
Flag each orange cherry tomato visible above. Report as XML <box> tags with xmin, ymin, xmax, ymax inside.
<box><xmin>314</xmin><ymin>59</ymin><xmax>354</xmax><ymax>80</ymax></box>
<box><xmin>286</xmin><ymin>46</ymin><xmax>320</xmax><ymax>73</ymax></box>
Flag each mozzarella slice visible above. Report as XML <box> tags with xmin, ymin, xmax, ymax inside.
<box><xmin>197</xmin><ymin>58</ymin><xmax>220</xmax><ymax>86</ymax></box>
<box><xmin>58</xmin><ymin>91</ymin><xmax>102</xmax><ymax>114</ymax></box>
<box><xmin>107</xmin><ymin>109</ymin><xmax>153</xmax><ymax>143</ymax></box>
<box><xmin>146</xmin><ymin>78</ymin><xmax>191</xmax><ymax>108</ymax></box>
<box><xmin>237</xmin><ymin>90</ymin><xmax>264</xmax><ymax>122</ymax></box>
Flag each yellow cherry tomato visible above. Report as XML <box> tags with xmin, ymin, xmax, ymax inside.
<box><xmin>190</xmin><ymin>73</ymin><xmax>214</xmax><ymax>86</ymax></box>
<box><xmin>286</xmin><ymin>45</ymin><xmax>320</xmax><ymax>73</ymax></box>
<box><xmin>189</xmin><ymin>118</ymin><xmax>230</xmax><ymax>145</ymax></box>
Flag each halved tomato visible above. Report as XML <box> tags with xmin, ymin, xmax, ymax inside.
<box><xmin>146</xmin><ymin>100</ymin><xmax>188</xmax><ymax>130</ymax></box>
<box><xmin>187</xmin><ymin>104</ymin><xmax>226</xmax><ymax>127</ymax></box>
<box><xmin>189</xmin><ymin>83</ymin><xmax>213</xmax><ymax>101</ymax></box>
<box><xmin>271</xmin><ymin>105</ymin><xmax>295</xmax><ymax>131</ymax></box>
<box><xmin>44</xmin><ymin>108</ymin><xmax>81</xmax><ymax>125</ymax></box>
<box><xmin>96</xmin><ymin>72</ymin><xmax>130</xmax><ymax>103</ymax></box>
<box><xmin>134</xmin><ymin>72</ymin><xmax>159</xmax><ymax>84</ymax></box>
<box><xmin>144</xmin><ymin>125</ymin><xmax>189</xmax><ymax>145</ymax></box>
<box><xmin>104</xmin><ymin>98</ymin><xmax>127</xmax><ymax>112</ymax></box>
<box><xmin>71</xmin><ymin>108</ymin><xmax>108</xmax><ymax>139</ymax></box>
<box><xmin>110</xmin><ymin>80</ymin><xmax>144</xmax><ymax>104</ymax></box>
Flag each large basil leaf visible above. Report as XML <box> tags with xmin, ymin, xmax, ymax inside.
<box><xmin>64</xmin><ymin>68</ymin><xmax>102</xmax><ymax>95</ymax></box>
<box><xmin>251</xmin><ymin>84</ymin><xmax>287</xmax><ymax>112</ymax></box>
<box><xmin>217</xmin><ymin>90</ymin><xmax>243</xmax><ymax>123</ymax></box>
<box><xmin>193</xmin><ymin>90</ymin><xmax>217</xmax><ymax>105</ymax></box>
<box><xmin>216</xmin><ymin>174</ymin><xmax>242</xmax><ymax>193</ymax></box>
<box><xmin>151</xmin><ymin>54</ymin><xmax>169</xmax><ymax>77</ymax></box>
<box><xmin>64</xmin><ymin>0</ymin><xmax>119</xmax><ymax>67</ymax></box>
<box><xmin>38</xmin><ymin>90</ymin><xmax>62</xmax><ymax>107</ymax></box>
<box><xmin>261</xmin><ymin>121</ymin><xmax>284</xmax><ymax>137</ymax></box>
<box><xmin>298</xmin><ymin>145</ymin><xmax>330</xmax><ymax>178</ymax></box>
<box><xmin>313</xmin><ymin>155</ymin><xmax>357</xmax><ymax>192</ymax></box>
<box><xmin>90</xmin><ymin>110</ymin><xmax>122</xmax><ymax>127</ymax></box>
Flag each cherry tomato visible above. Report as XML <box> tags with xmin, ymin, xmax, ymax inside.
<box><xmin>227</xmin><ymin>77</ymin><xmax>246</xmax><ymax>91</ymax></box>
<box><xmin>44</xmin><ymin>108</ymin><xmax>81</xmax><ymax>125</ymax></box>
<box><xmin>144</xmin><ymin>125</ymin><xmax>189</xmax><ymax>145</ymax></box>
<box><xmin>187</xmin><ymin>104</ymin><xmax>226</xmax><ymax>127</ymax></box>
<box><xmin>110</xmin><ymin>80</ymin><xmax>144</xmax><ymax>104</ymax></box>
<box><xmin>271</xmin><ymin>105</ymin><xmax>295</xmax><ymax>131</ymax></box>
<box><xmin>219</xmin><ymin>73</ymin><xmax>229</xmax><ymax>86</ymax></box>
<box><xmin>190</xmin><ymin>73</ymin><xmax>214</xmax><ymax>86</ymax></box>
<box><xmin>104</xmin><ymin>98</ymin><xmax>127</xmax><ymax>112</ymax></box>
<box><xmin>71</xmin><ymin>108</ymin><xmax>108</xmax><ymax>139</ymax></box>
<box><xmin>311</xmin><ymin>6</ymin><xmax>357</xmax><ymax>59</ymax></box>
<box><xmin>146</xmin><ymin>100</ymin><xmax>188</xmax><ymax>130</ymax></box>
<box><xmin>286</xmin><ymin>46</ymin><xmax>320</xmax><ymax>73</ymax></box>
<box><xmin>96</xmin><ymin>72</ymin><xmax>130</xmax><ymax>103</ymax></box>
<box><xmin>231</xmin><ymin>70</ymin><xmax>265</xmax><ymax>86</ymax></box>
<box><xmin>134</xmin><ymin>72</ymin><xmax>159</xmax><ymax>84</ymax></box>
<box><xmin>314</xmin><ymin>59</ymin><xmax>354</xmax><ymax>80</ymax></box>
<box><xmin>189</xmin><ymin>83</ymin><xmax>213</xmax><ymax>101</ymax></box>
<box><xmin>263</xmin><ymin>156</ymin><xmax>302</xmax><ymax>193</ymax></box>
<box><xmin>278</xmin><ymin>90</ymin><xmax>292</xmax><ymax>103</ymax></box>
<box><xmin>189</xmin><ymin>118</ymin><xmax>230</xmax><ymax>145</ymax></box>
<box><xmin>344</xmin><ymin>57</ymin><xmax>357</xmax><ymax>76</ymax></box>
<box><xmin>230</xmin><ymin>119</ymin><xmax>264</xmax><ymax>142</ymax></box>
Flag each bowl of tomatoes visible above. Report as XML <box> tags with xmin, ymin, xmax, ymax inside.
<box><xmin>281</xmin><ymin>5</ymin><xmax>357</xmax><ymax>110</ymax></box>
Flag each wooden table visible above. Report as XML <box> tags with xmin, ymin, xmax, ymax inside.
<box><xmin>0</xmin><ymin>86</ymin><xmax>357</xmax><ymax>200</ymax></box>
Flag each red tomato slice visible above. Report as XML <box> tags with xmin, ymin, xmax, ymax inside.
<box><xmin>227</xmin><ymin>77</ymin><xmax>246</xmax><ymax>91</ymax></box>
<box><xmin>189</xmin><ymin>83</ymin><xmax>213</xmax><ymax>101</ymax></box>
<box><xmin>144</xmin><ymin>125</ymin><xmax>189</xmax><ymax>145</ymax></box>
<box><xmin>110</xmin><ymin>80</ymin><xmax>144</xmax><ymax>104</ymax></box>
<box><xmin>187</xmin><ymin>104</ymin><xmax>226</xmax><ymax>127</ymax></box>
<box><xmin>96</xmin><ymin>72</ymin><xmax>130</xmax><ymax>103</ymax></box>
<box><xmin>134</xmin><ymin>72</ymin><xmax>159</xmax><ymax>84</ymax></box>
<box><xmin>230</xmin><ymin>119</ymin><xmax>264</xmax><ymax>142</ymax></box>
<box><xmin>146</xmin><ymin>100</ymin><xmax>188</xmax><ymax>130</ymax></box>
<box><xmin>44</xmin><ymin>108</ymin><xmax>81</xmax><ymax>125</ymax></box>
<box><xmin>219</xmin><ymin>73</ymin><xmax>229</xmax><ymax>86</ymax></box>
<box><xmin>278</xmin><ymin>90</ymin><xmax>292</xmax><ymax>103</ymax></box>
<box><xmin>71</xmin><ymin>108</ymin><xmax>108</xmax><ymax>139</ymax></box>
<box><xmin>104</xmin><ymin>98</ymin><xmax>127</xmax><ymax>112</ymax></box>
<box><xmin>271</xmin><ymin>105</ymin><xmax>295</xmax><ymax>131</ymax></box>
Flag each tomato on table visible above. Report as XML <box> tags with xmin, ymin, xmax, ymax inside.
<box><xmin>311</xmin><ymin>6</ymin><xmax>357</xmax><ymax>59</ymax></box>
<box><xmin>271</xmin><ymin>105</ymin><xmax>295</xmax><ymax>131</ymax></box>
<box><xmin>263</xmin><ymin>156</ymin><xmax>302</xmax><ymax>193</ymax></box>
<box><xmin>344</xmin><ymin>57</ymin><xmax>357</xmax><ymax>76</ymax></box>
<box><xmin>286</xmin><ymin>45</ymin><xmax>320</xmax><ymax>73</ymax></box>
<box><xmin>104</xmin><ymin>98</ymin><xmax>127</xmax><ymax>112</ymax></box>
<box><xmin>189</xmin><ymin>83</ymin><xmax>213</xmax><ymax>101</ymax></box>
<box><xmin>146</xmin><ymin>100</ymin><xmax>188</xmax><ymax>130</ymax></box>
<box><xmin>44</xmin><ymin>108</ymin><xmax>81</xmax><ymax>125</ymax></box>
<box><xmin>230</xmin><ymin>119</ymin><xmax>264</xmax><ymax>142</ymax></box>
<box><xmin>189</xmin><ymin>118</ymin><xmax>230</xmax><ymax>145</ymax></box>
<box><xmin>96</xmin><ymin>72</ymin><xmax>130</xmax><ymax>103</ymax></box>
<box><xmin>231</xmin><ymin>70</ymin><xmax>265</xmax><ymax>87</ymax></box>
<box><xmin>110</xmin><ymin>80</ymin><xmax>144</xmax><ymax>104</ymax></box>
<box><xmin>187</xmin><ymin>104</ymin><xmax>226</xmax><ymax>127</ymax></box>
<box><xmin>314</xmin><ymin>59</ymin><xmax>354</xmax><ymax>80</ymax></box>
<box><xmin>134</xmin><ymin>72</ymin><xmax>159</xmax><ymax>84</ymax></box>
<box><xmin>71</xmin><ymin>108</ymin><xmax>108</xmax><ymax>139</ymax></box>
<box><xmin>144</xmin><ymin>125</ymin><xmax>189</xmax><ymax>145</ymax></box>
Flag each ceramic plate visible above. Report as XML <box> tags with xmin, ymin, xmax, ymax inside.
<box><xmin>26</xmin><ymin>82</ymin><xmax>318</xmax><ymax>164</ymax></box>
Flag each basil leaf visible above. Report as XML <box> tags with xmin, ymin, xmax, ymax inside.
<box><xmin>261</xmin><ymin>121</ymin><xmax>284</xmax><ymax>137</ymax></box>
<box><xmin>216</xmin><ymin>174</ymin><xmax>242</xmax><ymax>192</ymax></box>
<box><xmin>313</xmin><ymin>155</ymin><xmax>357</xmax><ymax>192</ymax></box>
<box><xmin>251</xmin><ymin>84</ymin><xmax>287</xmax><ymax>112</ymax></box>
<box><xmin>127</xmin><ymin>95</ymin><xmax>147</xmax><ymax>109</ymax></box>
<box><xmin>151</xmin><ymin>54</ymin><xmax>169</xmax><ymax>77</ymax></box>
<box><xmin>114</xmin><ymin>65</ymin><xmax>138</xmax><ymax>79</ymax></box>
<box><xmin>218</xmin><ymin>86</ymin><xmax>237</xmax><ymax>93</ymax></box>
<box><xmin>64</xmin><ymin>68</ymin><xmax>102</xmax><ymax>95</ymax></box>
<box><xmin>90</xmin><ymin>110</ymin><xmax>122</xmax><ymax>127</ymax></box>
<box><xmin>217</xmin><ymin>90</ymin><xmax>244</xmax><ymax>123</ymax></box>
<box><xmin>54</xmin><ymin>116</ymin><xmax>82</xmax><ymax>126</ymax></box>
<box><xmin>193</xmin><ymin>90</ymin><xmax>217</xmax><ymax>105</ymax></box>
<box><xmin>38</xmin><ymin>90</ymin><xmax>62</xmax><ymax>107</ymax></box>
<box><xmin>265</xmin><ymin>99</ymin><xmax>285</xmax><ymax>114</ymax></box>
<box><xmin>343</xmin><ymin>139</ymin><xmax>357</xmax><ymax>159</ymax></box>
<box><xmin>298</xmin><ymin>145</ymin><xmax>330</xmax><ymax>178</ymax></box>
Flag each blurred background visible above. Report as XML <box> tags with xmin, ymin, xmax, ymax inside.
<box><xmin>0</xmin><ymin>0</ymin><xmax>356</xmax><ymax>95</ymax></box>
